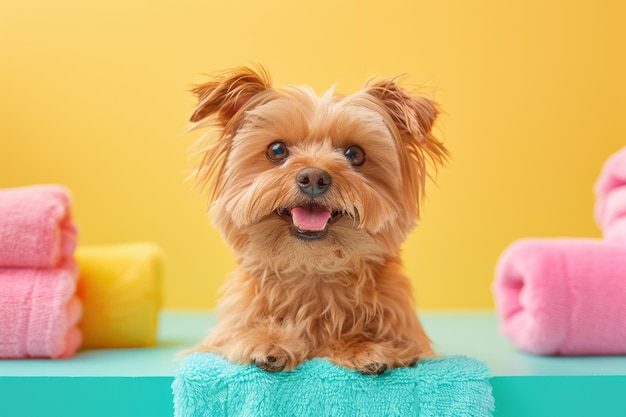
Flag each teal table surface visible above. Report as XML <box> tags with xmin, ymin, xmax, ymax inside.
<box><xmin>1</xmin><ymin>310</ymin><xmax>625</xmax><ymax>377</ymax></box>
<box><xmin>1</xmin><ymin>311</ymin><xmax>626</xmax><ymax>417</ymax></box>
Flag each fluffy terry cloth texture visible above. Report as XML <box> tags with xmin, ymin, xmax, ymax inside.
<box><xmin>0</xmin><ymin>260</ymin><xmax>82</xmax><ymax>358</ymax></box>
<box><xmin>494</xmin><ymin>238</ymin><xmax>626</xmax><ymax>355</ymax></box>
<box><xmin>76</xmin><ymin>243</ymin><xmax>162</xmax><ymax>348</ymax></box>
<box><xmin>0</xmin><ymin>185</ymin><xmax>77</xmax><ymax>268</ymax></box>
<box><xmin>595</xmin><ymin>145</ymin><xmax>626</xmax><ymax>242</ymax></box>
<box><xmin>172</xmin><ymin>353</ymin><xmax>494</xmax><ymax>417</ymax></box>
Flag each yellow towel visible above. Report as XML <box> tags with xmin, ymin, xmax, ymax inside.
<box><xmin>75</xmin><ymin>243</ymin><xmax>162</xmax><ymax>349</ymax></box>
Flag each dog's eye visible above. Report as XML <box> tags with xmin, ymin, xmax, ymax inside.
<box><xmin>344</xmin><ymin>145</ymin><xmax>366</xmax><ymax>167</ymax></box>
<box><xmin>266</xmin><ymin>141</ymin><xmax>289</xmax><ymax>163</ymax></box>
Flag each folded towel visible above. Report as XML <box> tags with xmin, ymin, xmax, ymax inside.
<box><xmin>0</xmin><ymin>260</ymin><xmax>83</xmax><ymax>358</ymax></box>
<box><xmin>0</xmin><ymin>185</ymin><xmax>77</xmax><ymax>268</ymax></box>
<box><xmin>494</xmin><ymin>238</ymin><xmax>626</xmax><ymax>355</ymax></box>
<box><xmin>594</xmin><ymin>146</ymin><xmax>626</xmax><ymax>242</ymax></box>
<box><xmin>172</xmin><ymin>353</ymin><xmax>494</xmax><ymax>417</ymax></box>
<box><xmin>75</xmin><ymin>243</ymin><xmax>163</xmax><ymax>348</ymax></box>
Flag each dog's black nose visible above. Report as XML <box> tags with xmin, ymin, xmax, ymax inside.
<box><xmin>296</xmin><ymin>168</ymin><xmax>332</xmax><ymax>197</ymax></box>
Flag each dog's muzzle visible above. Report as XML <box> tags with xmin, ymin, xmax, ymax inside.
<box><xmin>274</xmin><ymin>168</ymin><xmax>346</xmax><ymax>240</ymax></box>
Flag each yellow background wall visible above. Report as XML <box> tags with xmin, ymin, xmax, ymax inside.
<box><xmin>1</xmin><ymin>0</ymin><xmax>624</xmax><ymax>310</ymax></box>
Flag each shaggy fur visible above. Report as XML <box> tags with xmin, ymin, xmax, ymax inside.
<box><xmin>187</xmin><ymin>66</ymin><xmax>448</xmax><ymax>374</ymax></box>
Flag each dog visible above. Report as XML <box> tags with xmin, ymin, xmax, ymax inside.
<box><xmin>187</xmin><ymin>66</ymin><xmax>447</xmax><ymax>375</ymax></box>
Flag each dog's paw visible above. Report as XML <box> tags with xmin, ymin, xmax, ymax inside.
<box><xmin>323</xmin><ymin>339</ymin><xmax>425</xmax><ymax>375</ymax></box>
<box><xmin>358</xmin><ymin>362</ymin><xmax>389</xmax><ymax>375</ymax></box>
<box><xmin>326</xmin><ymin>349</ymin><xmax>391</xmax><ymax>375</ymax></box>
<box><xmin>251</xmin><ymin>343</ymin><xmax>295</xmax><ymax>372</ymax></box>
<box><xmin>253</xmin><ymin>354</ymin><xmax>287</xmax><ymax>372</ymax></box>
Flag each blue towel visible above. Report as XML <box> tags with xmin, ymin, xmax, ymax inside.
<box><xmin>172</xmin><ymin>353</ymin><xmax>494</xmax><ymax>417</ymax></box>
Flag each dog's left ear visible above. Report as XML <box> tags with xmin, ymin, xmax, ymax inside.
<box><xmin>365</xmin><ymin>79</ymin><xmax>443</xmax><ymax>146</ymax></box>
<box><xmin>365</xmin><ymin>78</ymin><xmax>448</xmax><ymax>215</ymax></box>
<box><xmin>189</xmin><ymin>66</ymin><xmax>271</xmax><ymax>125</ymax></box>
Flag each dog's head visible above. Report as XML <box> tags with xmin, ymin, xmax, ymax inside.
<box><xmin>189</xmin><ymin>66</ymin><xmax>447</xmax><ymax>272</ymax></box>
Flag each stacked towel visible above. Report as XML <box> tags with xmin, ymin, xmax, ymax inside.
<box><xmin>172</xmin><ymin>353</ymin><xmax>494</xmax><ymax>417</ymax></box>
<box><xmin>76</xmin><ymin>243</ymin><xmax>163</xmax><ymax>348</ymax></box>
<box><xmin>594</xmin><ymin>146</ymin><xmax>626</xmax><ymax>242</ymax></box>
<box><xmin>0</xmin><ymin>261</ymin><xmax>82</xmax><ymax>358</ymax></box>
<box><xmin>494</xmin><ymin>146</ymin><xmax>626</xmax><ymax>355</ymax></box>
<box><xmin>0</xmin><ymin>185</ymin><xmax>82</xmax><ymax>359</ymax></box>
<box><xmin>0</xmin><ymin>185</ymin><xmax>77</xmax><ymax>268</ymax></box>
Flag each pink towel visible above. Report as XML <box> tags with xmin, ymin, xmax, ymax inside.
<box><xmin>494</xmin><ymin>238</ymin><xmax>626</xmax><ymax>355</ymax></box>
<box><xmin>595</xmin><ymin>146</ymin><xmax>626</xmax><ymax>242</ymax></box>
<box><xmin>0</xmin><ymin>260</ymin><xmax>83</xmax><ymax>358</ymax></box>
<box><xmin>0</xmin><ymin>185</ymin><xmax>77</xmax><ymax>268</ymax></box>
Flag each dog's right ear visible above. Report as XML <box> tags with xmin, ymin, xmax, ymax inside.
<box><xmin>189</xmin><ymin>66</ymin><xmax>271</xmax><ymax>124</ymax></box>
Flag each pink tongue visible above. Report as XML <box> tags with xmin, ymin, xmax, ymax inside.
<box><xmin>291</xmin><ymin>205</ymin><xmax>331</xmax><ymax>231</ymax></box>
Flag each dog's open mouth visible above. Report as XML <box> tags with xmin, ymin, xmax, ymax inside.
<box><xmin>276</xmin><ymin>204</ymin><xmax>343</xmax><ymax>240</ymax></box>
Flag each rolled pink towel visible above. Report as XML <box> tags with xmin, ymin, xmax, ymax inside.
<box><xmin>0</xmin><ymin>185</ymin><xmax>78</xmax><ymax>268</ymax></box>
<box><xmin>494</xmin><ymin>238</ymin><xmax>626</xmax><ymax>355</ymax></box>
<box><xmin>594</xmin><ymin>146</ymin><xmax>626</xmax><ymax>242</ymax></box>
<box><xmin>0</xmin><ymin>260</ymin><xmax>83</xmax><ymax>358</ymax></box>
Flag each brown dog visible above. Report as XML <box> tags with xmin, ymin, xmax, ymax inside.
<box><xmin>187</xmin><ymin>66</ymin><xmax>447</xmax><ymax>375</ymax></box>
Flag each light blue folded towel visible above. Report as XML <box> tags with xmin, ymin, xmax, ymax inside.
<box><xmin>172</xmin><ymin>353</ymin><xmax>494</xmax><ymax>417</ymax></box>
